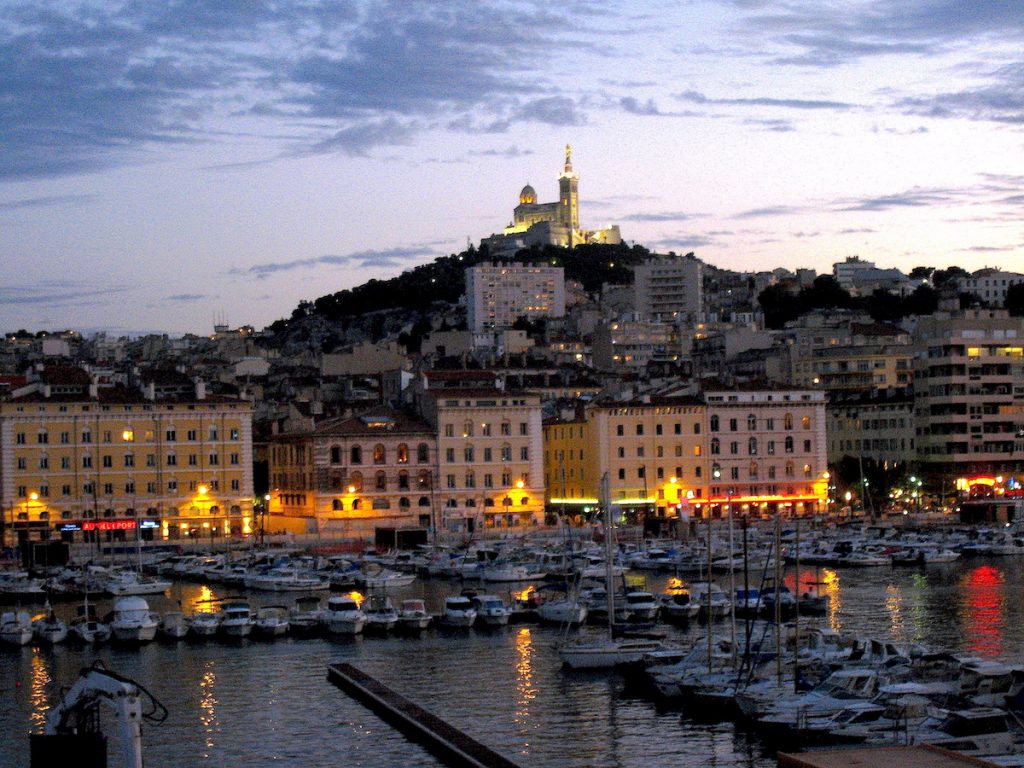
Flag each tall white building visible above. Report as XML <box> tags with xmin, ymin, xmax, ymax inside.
<box><xmin>633</xmin><ymin>254</ymin><xmax>703</xmax><ymax>321</ymax></box>
<box><xmin>465</xmin><ymin>262</ymin><xmax>565</xmax><ymax>333</ymax></box>
<box><xmin>957</xmin><ymin>269</ymin><xmax>1024</xmax><ymax>307</ymax></box>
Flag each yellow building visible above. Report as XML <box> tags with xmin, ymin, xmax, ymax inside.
<box><xmin>544</xmin><ymin>397</ymin><xmax>707</xmax><ymax>525</ymax></box>
<box><xmin>0</xmin><ymin>366</ymin><xmax>254</xmax><ymax>546</ymax></box>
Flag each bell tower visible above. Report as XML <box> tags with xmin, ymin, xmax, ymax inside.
<box><xmin>558</xmin><ymin>144</ymin><xmax>579</xmax><ymax>230</ymax></box>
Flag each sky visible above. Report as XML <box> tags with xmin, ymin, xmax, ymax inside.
<box><xmin>1</xmin><ymin>0</ymin><xmax>1023</xmax><ymax>336</ymax></box>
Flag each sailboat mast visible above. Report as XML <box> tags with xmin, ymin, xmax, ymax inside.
<box><xmin>794</xmin><ymin>517</ymin><xmax>800</xmax><ymax>694</ymax></box>
<box><xmin>601</xmin><ymin>473</ymin><xmax>614</xmax><ymax>636</ymax></box>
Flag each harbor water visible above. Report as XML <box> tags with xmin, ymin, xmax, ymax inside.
<box><xmin>2</xmin><ymin>557</ymin><xmax>1023</xmax><ymax>768</ymax></box>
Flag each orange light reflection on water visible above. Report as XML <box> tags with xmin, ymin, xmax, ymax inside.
<box><xmin>821</xmin><ymin>569</ymin><xmax>842</xmax><ymax>632</ymax></box>
<box><xmin>199</xmin><ymin>662</ymin><xmax>220</xmax><ymax>756</ymax></box>
<box><xmin>514</xmin><ymin>627</ymin><xmax>536</xmax><ymax>755</ymax></box>
<box><xmin>884</xmin><ymin>584</ymin><xmax>906</xmax><ymax>644</ymax></box>
<box><xmin>961</xmin><ymin>565</ymin><xmax>1006</xmax><ymax>659</ymax></box>
<box><xmin>28</xmin><ymin>649</ymin><xmax>52</xmax><ymax>733</ymax></box>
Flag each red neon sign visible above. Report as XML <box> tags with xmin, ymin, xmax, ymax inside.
<box><xmin>82</xmin><ymin>520</ymin><xmax>137</xmax><ymax>531</ymax></box>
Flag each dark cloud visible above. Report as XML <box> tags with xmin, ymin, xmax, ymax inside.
<box><xmin>0</xmin><ymin>194</ymin><xmax>96</xmax><ymax>212</ymax></box>
<box><xmin>0</xmin><ymin>1</ymin><xmax>591</xmax><ymax>178</ymax></box>
<box><xmin>742</xmin><ymin>117</ymin><xmax>796</xmax><ymax>132</ymax></box>
<box><xmin>620</xmin><ymin>97</ymin><xmax>664</xmax><ymax>116</ymax></box>
<box><xmin>470</xmin><ymin>146</ymin><xmax>535</xmax><ymax>158</ymax></box>
<box><xmin>651</xmin><ymin>235</ymin><xmax>715</xmax><ymax>250</ymax></box>
<box><xmin>165</xmin><ymin>293</ymin><xmax>206</xmax><ymax>302</ymax></box>
<box><xmin>836</xmin><ymin>188</ymin><xmax>957</xmax><ymax>212</ymax></box>
<box><xmin>895</xmin><ymin>62</ymin><xmax>1024</xmax><ymax>124</ymax></box>
<box><xmin>677</xmin><ymin>90</ymin><xmax>854</xmax><ymax>110</ymax></box>
<box><xmin>732</xmin><ymin>205</ymin><xmax>805</xmax><ymax>219</ymax></box>
<box><xmin>235</xmin><ymin>246</ymin><xmax>438</xmax><ymax>278</ymax></box>
<box><xmin>618</xmin><ymin>211</ymin><xmax>703</xmax><ymax>223</ymax></box>
<box><xmin>0</xmin><ymin>283</ymin><xmax>128</xmax><ymax>307</ymax></box>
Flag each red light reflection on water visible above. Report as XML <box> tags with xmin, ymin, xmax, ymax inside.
<box><xmin>961</xmin><ymin>565</ymin><xmax>1006</xmax><ymax>658</ymax></box>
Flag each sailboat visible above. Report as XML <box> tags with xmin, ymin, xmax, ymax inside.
<box><xmin>558</xmin><ymin>474</ymin><xmax>663</xmax><ymax>670</ymax></box>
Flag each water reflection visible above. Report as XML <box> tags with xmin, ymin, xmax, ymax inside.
<box><xmin>198</xmin><ymin>661</ymin><xmax>219</xmax><ymax>756</ymax></box>
<box><xmin>884</xmin><ymin>584</ymin><xmax>905</xmax><ymax>643</ymax></box>
<box><xmin>28</xmin><ymin>648</ymin><xmax>52</xmax><ymax>732</ymax></box>
<box><xmin>961</xmin><ymin>565</ymin><xmax>1006</xmax><ymax>658</ymax></box>
<box><xmin>186</xmin><ymin>585</ymin><xmax>217</xmax><ymax>614</ymax></box>
<box><xmin>820</xmin><ymin>569</ymin><xmax>842</xmax><ymax>632</ymax></box>
<box><xmin>514</xmin><ymin>627</ymin><xmax>536</xmax><ymax>753</ymax></box>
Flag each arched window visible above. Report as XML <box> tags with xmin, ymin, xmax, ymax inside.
<box><xmin>349</xmin><ymin>471</ymin><xmax>363</xmax><ymax>492</ymax></box>
<box><xmin>330</xmin><ymin>445</ymin><xmax>341</xmax><ymax>464</ymax></box>
<box><xmin>747</xmin><ymin>414</ymin><xmax>757</xmax><ymax>430</ymax></box>
<box><xmin>398</xmin><ymin>471</ymin><xmax>409</xmax><ymax>490</ymax></box>
<box><xmin>748</xmin><ymin>437</ymin><xmax>758</xmax><ymax>455</ymax></box>
<box><xmin>784</xmin><ymin>413</ymin><xmax>793</xmax><ymax>430</ymax></box>
<box><xmin>372</xmin><ymin>498</ymin><xmax>390</xmax><ymax>510</ymax></box>
<box><xmin>230</xmin><ymin>505</ymin><xmax>241</xmax><ymax>515</ymax></box>
<box><xmin>373</xmin><ymin>444</ymin><xmax>385</xmax><ymax>464</ymax></box>
<box><xmin>417</xmin><ymin>470</ymin><xmax>431</xmax><ymax>489</ymax></box>
<box><xmin>802</xmin><ymin>415</ymin><xmax>811</xmax><ymax>430</ymax></box>
<box><xmin>520</xmin><ymin>497</ymin><xmax>528</xmax><ymax>505</ymax></box>
<box><xmin>710</xmin><ymin>415</ymin><xmax>720</xmax><ymax>432</ymax></box>
<box><xmin>417</xmin><ymin>443</ymin><xmax>429</xmax><ymax>463</ymax></box>
<box><xmin>749</xmin><ymin>461</ymin><xmax>759</xmax><ymax>478</ymax></box>
<box><xmin>784</xmin><ymin>436</ymin><xmax>794</xmax><ymax>453</ymax></box>
<box><xmin>399</xmin><ymin>497</ymin><xmax>410</xmax><ymax>508</ymax></box>
<box><xmin>375</xmin><ymin>471</ymin><xmax>387</xmax><ymax>490</ymax></box>
<box><xmin>503</xmin><ymin>496</ymin><xmax>513</xmax><ymax>507</ymax></box>
<box><xmin>711</xmin><ymin>438</ymin><xmax>721</xmax><ymax>455</ymax></box>
<box><xmin>352</xmin><ymin>498</ymin><xmax>362</xmax><ymax>510</ymax></box>
<box><xmin>803</xmin><ymin>464</ymin><xmax>812</xmax><ymax>477</ymax></box>
<box><xmin>332</xmin><ymin>499</ymin><xmax>342</xmax><ymax>511</ymax></box>
<box><xmin>484</xmin><ymin>498</ymin><xmax>495</xmax><ymax>507</ymax></box>
<box><xmin>785</xmin><ymin>461</ymin><xmax>794</xmax><ymax>477</ymax></box>
<box><xmin>350</xmin><ymin>445</ymin><xmax>362</xmax><ymax>464</ymax></box>
<box><xmin>396</xmin><ymin>444</ymin><xmax>409</xmax><ymax>464</ymax></box>
<box><xmin>418</xmin><ymin>496</ymin><xmax>430</xmax><ymax>507</ymax></box>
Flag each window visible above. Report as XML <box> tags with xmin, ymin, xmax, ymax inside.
<box><xmin>465</xmin><ymin>472</ymin><xmax>475</xmax><ymax>488</ymax></box>
<box><xmin>501</xmin><ymin>422</ymin><xmax>511</xmax><ymax>436</ymax></box>
<box><xmin>785</xmin><ymin>461</ymin><xmax>794</xmax><ymax>477</ymax></box>
<box><xmin>38</xmin><ymin>431</ymin><xmax>49</xmax><ymax>444</ymax></box>
<box><xmin>767</xmin><ymin>440</ymin><xmax>775</xmax><ymax>455</ymax></box>
<box><xmin>502</xmin><ymin>471</ymin><xmax>512</xmax><ymax>486</ymax></box>
<box><xmin>187</xmin><ymin>429</ymin><xmax>197</xmax><ymax>441</ymax></box>
<box><xmin>637</xmin><ymin>467</ymin><xmax>645</xmax><ymax>479</ymax></box>
<box><xmin>82</xmin><ymin>431</ymin><xmax>91</xmax><ymax>443</ymax></box>
<box><xmin>711</xmin><ymin>438</ymin><xmax>720</xmax><ymax>454</ymax></box>
<box><xmin>125</xmin><ymin>481</ymin><xmax>135</xmax><ymax>494</ymax></box>
<box><xmin>39</xmin><ymin>457</ymin><xmax>49</xmax><ymax>469</ymax></box>
<box><xmin>481</xmin><ymin>423</ymin><xmax>491</xmax><ymax>436</ymax></box>
<box><xmin>444</xmin><ymin>424</ymin><xmax>454</xmax><ymax>437</ymax></box>
<box><xmin>747</xmin><ymin>415</ymin><xmax>757</xmax><ymax>430</ymax></box>
<box><xmin>373</xmin><ymin>444</ymin><xmax>385</xmax><ymax>464</ymax></box>
<box><xmin>618</xmin><ymin>468</ymin><xmax>625</xmax><ymax>480</ymax></box>
<box><xmin>15</xmin><ymin>432</ymin><xmax>25</xmax><ymax>445</ymax></box>
<box><xmin>803</xmin><ymin>464</ymin><xmax>812</xmax><ymax>477</ymax></box>
<box><xmin>656</xmin><ymin>424</ymin><xmax>663</xmax><ymax>436</ymax></box>
<box><xmin>730</xmin><ymin>467</ymin><xmax>739</xmax><ymax>480</ymax></box>
<box><xmin>146</xmin><ymin>454</ymin><xmax>156</xmax><ymax>467</ymax></box>
<box><xmin>103</xmin><ymin>483</ymin><xmax>113</xmax><ymax>495</ymax></box>
<box><xmin>463</xmin><ymin>421</ymin><xmax>474</xmax><ymax>437</ymax></box>
<box><xmin>446</xmin><ymin>474</ymin><xmax>456</xmax><ymax>489</ymax></box>
<box><xmin>636</xmin><ymin>424</ymin><xmax>644</xmax><ymax>436</ymax></box>
<box><xmin>768</xmin><ymin>466</ymin><xmax>776</xmax><ymax>479</ymax></box>
<box><xmin>398</xmin><ymin>472</ymin><xmax>409</xmax><ymax>490</ymax></box>
<box><xmin>729</xmin><ymin>418</ymin><xmax>737</xmax><ymax>432</ymax></box>
<box><xmin>766</xmin><ymin>418</ymin><xmax>774</xmax><ymax>431</ymax></box>
<box><xmin>784</xmin><ymin>413</ymin><xmax>793</xmax><ymax>430</ymax></box>
<box><xmin>417</xmin><ymin>471</ymin><xmax>430</xmax><ymax>489</ymax></box>
<box><xmin>710</xmin><ymin>415</ymin><xmax>719</xmax><ymax>432</ymax></box>
<box><xmin>165</xmin><ymin>429</ymin><xmax>176</xmax><ymax>442</ymax></box>
<box><xmin>446</xmin><ymin>448</ymin><xmax>456</xmax><ymax>462</ymax></box>
<box><xmin>729</xmin><ymin>441</ymin><xmax>738</xmax><ymax>455</ymax></box>
<box><xmin>124</xmin><ymin>454</ymin><xmax>134</xmax><ymax>467</ymax></box>
<box><xmin>397</xmin><ymin>444</ymin><xmax>409</xmax><ymax>464</ymax></box>
<box><xmin>802</xmin><ymin>416</ymin><xmax>811</xmax><ymax>429</ymax></box>
<box><xmin>350</xmin><ymin>472</ymin><xmax>363</xmax><ymax>492</ymax></box>
<box><xmin>167</xmin><ymin>454</ymin><xmax>177</xmax><ymax>466</ymax></box>
<box><xmin>230</xmin><ymin>429</ymin><xmax>239</xmax><ymax>440</ymax></box>
<box><xmin>375</xmin><ymin>471</ymin><xmax>386</xmax><ymax>490</ymax></box>
<box><xmin>417</xmin><ymin>443</ymin><xmax>430</xmax><ymax>463</ymax></box>
<box><xmin>483</xmin><ymin>473</ymin><xmax>494</xmax><ymax>488</ymax></box>
<box><xmin>60</xmin><ymin>432</ymin><xmax>70</xmax><ymax>444</ymax></box>
<box><xmin>350</xmin><ymin>446</ymin><xmax>362</xmax><ymax>464</ymax></box>
<box><xmin>785</xmin><ymin>436</ymin><xmax>794</xmax><ymax>453</ymax></box>
<box><xmin>484</xmin><ymin>447</ymin><xmax>492</xmax><ymax>462</ymax></box>
<box><xmin>618</xmin><ymin>446</ymin><xmax>626</xmax><ymax>458</ymax></box>
<box><xmin>748</xmin><ymin>437</ymin><xmax>757</xmax><ymax>455</ymax></box>
<box><xmin>16</xmin><ymin>457</ymin><xmax>26</xmax><ymax>470</ymax></box>
<box><xmin>749</xmin><ymin>462</ymin><xmax>759</xmax><ymax>478</ymax></box>
<box><xmin>330</xmin><ymin>446</ymin><xmax>341</xmax><ymax>464</ymax></box>
<box><xmin>616</xmin><ymin>425</ymin><xmax>624</xmax><ymax>436</ymax></box>
<box><xmin>62</xmin><ymin>484</ymin><xmax>72</xmax><ymax>496</ymax></box>
<box><xmin>520</xmin><ymin>447</ymin><xmax>529</xmax><ymax>460</ymax></box>
<box><xmin>464</xmin><ymin>447</ymin><xmax>474</xmax><ymax>462</ymax></box>
<box><xmin>501</xmin><ymin>445</ymin><xmax>512</xmax><ymax>462</ymax></box>
<box><xmin>209</xmin><ymin>453</ymin><xmax>219</xmax><ymax>466</ymax></box>
<box><xmin>637</xmin><ymin>446</ymin><xmax>645</xmax><ymax>458</ymax></box>
<box><xmin>188</xmin><ymin>454</ymin><xmax>198</xmax><ymax>466</ymax></box>
<box><xmin>803</xmin><ymin>439</ymin><xmax>812</xmax><ymax>452</ymax></box>
<box><xmin>519</xmin><ymin>422</ymin><xmax>529</xmax><ymax>436</ymax></box>
<box><xmin>209</xmin><ymin>427</ymin><xmax>218</xmax><ymax>440</ymax></box>
<box><xmin>61</xmin><ymin>457</ymin><xmax>71</xmax><ymax>470</ymax></box>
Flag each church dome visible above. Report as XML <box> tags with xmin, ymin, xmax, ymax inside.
<box><xmin>519</xmin><ymin>184</ymin><xmax>537</xmax><ymax>205</ymax></box>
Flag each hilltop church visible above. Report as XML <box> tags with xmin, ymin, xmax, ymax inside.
<box><xmin>481</xmin><ymin>146</ymin><xmax>622</xmax><ymax>257</ymax></box>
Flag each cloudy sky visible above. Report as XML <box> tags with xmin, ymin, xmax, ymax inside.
<box><xmin>2</xmin><ymin>1</ymin><xmax>1022</xmax><ymax>335</ymax></box>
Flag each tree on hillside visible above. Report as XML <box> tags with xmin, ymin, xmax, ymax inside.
<box><xmin>1006</xmin><ymin>283</ymin><xmax>1024</xmax><ymax>316</ymax></box>
<box><xmin>932</xmin><ymin>266</ymin><xmax>969</xmax><ymax>287</ymax></box>
<box><xmin>909</xmin><ymin>266</ymin><xmax>933</xmax><ymax>280</ymax></box>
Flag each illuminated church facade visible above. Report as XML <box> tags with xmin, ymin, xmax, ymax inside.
<box><xmin>482</xmin><ymin>146</ymin><xmax>622</xmax><ymax>257</ymax></box>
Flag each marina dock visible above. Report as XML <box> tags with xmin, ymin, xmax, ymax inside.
<box><xmin>327</xmin><ymin>662</ymin><xmax>523</xmax><ymax>768</ymax></box>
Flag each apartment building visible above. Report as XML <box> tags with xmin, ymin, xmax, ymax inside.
<box><xmin>268</xmin><ymin>407</ymin><xmax>437</xmax><ymax>539</ymax></box>
<box><xmin>957</xmin><ymin>269</ymin><xmax>1024</xmax><ymax>307</ymax></box>
<box><xmin>0</xmin><ymin>366</ymin><xmax>253</xmax><ymax>546</ymax></box>
<box><xmin>826</xmin><ymin>395</ymin><xmax>916</xmax><ymax>467</ymax></box>
<box><xmin>632</xmin><ymin>254</ymin><xmax>703</xmax><ymax>322</ymax></box>
<box><xmin>465</xmin><ymin>262</ymin><xmax>565</xmax><ymax>333</ymax></box>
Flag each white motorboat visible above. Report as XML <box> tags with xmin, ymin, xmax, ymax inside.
<box><xmin>323</xmin><ymin>595</ymin><xmax>366</xmax><ymax>636</ymax></box>
<box><xmin>472</xmin><ymin>594</ymin><xmax>512</xmax><ymax>627</ymax></box>
<box><xmin>288</xmin><ymin>596</ymin><xmax>324</xmax><ymax>637</ymax></box>
<box><xmin>33</xmin><ymin>607</ymin><xmax>69</xmax><ymax>645</ymax></box>
<box><xmin>69</xmin><ymin>608</ymin><xmax>111</xmax><ymax>645</ymax></box>
<box><xmin>480</xmin><ymin>564</ymin><xmax>546</xmax><ymax>583</ymax></box>
<box><xmin>110</xmin><ymin>596</ymin><xmax>159</xmax><ymax>643</ymax></box>
<box><xmin>254</xmin><ymin>605</ymin><xmax>290</xmax><ymax>637</ymax></box>
<box><xmin>440</xmin><ymin>596</ymin><xmax>477</xmax><ymax>628</ymax></box>
<box><xmin>355</xmin><ymin>567</ymin><xmax>417</xmax><ymax>590</ymax></box>
<box><xmin>624</xmin><ymin>591</ymin><xmax>659</xmax><ymax>621</ymax></box>
<box><xmin>559</xmin><ymin>636</ymin><xmax>664</xmax><ymax>670</ymax></box>
<box><xmin>537</xmin><ymin>597</ymin><xmax>588</xmax><ymax>626</ymax></box>
<box><xmin>688</xmin><ymin>581</ymin><xmax>731</xmax><ymax>619</ymax></box>
<box><xmin>104</xmin><ymin>570</ymin><xmax>171</xmax><ymax>596</ymax></box>
<box><xmin>363</xmin><ymin>595</ymin><xmax>399</xmax><ymax>633</ymax></box>
<box><xmin>219</xmin><ymin>600</ymin><xmax>255</xmax><ymax>638</ymax></box>
<box><xmin>397</xmin><ymin>599</ymin><xmax>431</xmax><ymax>632</ymax></box>
<box><xmin>187</xmin><ymin>611</ymin><xmax>221</xmax><ymax>638</ymax></box>
<box><xmin>0</xmin><ymin>610</ymin><xmax>34</xmax><ymax>646</ymax></box>
<box><xmin>158</xmin><ymin>611</ymin><xmax>190</xmax><ymax>640</ymax></box>
<box><xmin>245</xmin><ymin>567</ymin><xmax>329</xmax><ymax>592</ymax></box>
<box><xmin>658</xmin><ymin>591</ymin><xmax>701</xmax><ymax>623</ymax></box>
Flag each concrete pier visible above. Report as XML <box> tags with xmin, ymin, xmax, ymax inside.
<box><xmin>327</xmin><ymin>663</ymin><xmax>522</xmax><ymax>768</ymax></box>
